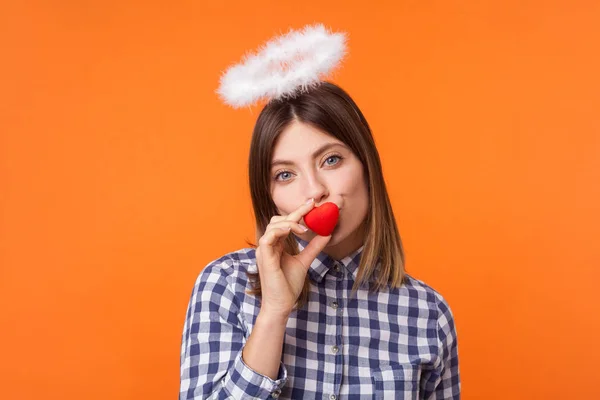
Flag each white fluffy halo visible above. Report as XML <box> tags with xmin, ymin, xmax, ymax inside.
<box><xmin>216</xmin><ymin>24</ymin><xmax>348</xmax><ymax>108</ymax></box>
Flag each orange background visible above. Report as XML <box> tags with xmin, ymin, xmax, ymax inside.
<box><xmin>1</xmin><ymin>1</ymin><xmax>599</xmax><ymax>399</ymax></box>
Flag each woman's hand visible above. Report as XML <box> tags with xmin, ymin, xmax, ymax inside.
<box><xmin>255</xmin><ymin>198</ymin><xmax>332</xmax><ymax>319</ymax></box>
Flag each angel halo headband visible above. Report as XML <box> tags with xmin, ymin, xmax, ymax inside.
<box><xmin>216</xmin><ymin>24</ymin><xmax>348</xmax><ymax>109</ymax></box>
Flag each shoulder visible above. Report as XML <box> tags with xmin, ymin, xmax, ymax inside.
<box><xmin>191</xmin><ymin>247</ymin><xmax>258</xmax><ymax>297</ymax></box>
<box><xmin>199</xmin><ymin>247</ymin><xmax>257</xmax><ymax>276</ymax></box>
<box><xmin>402</xmin><ymin>274</ymin><xmax>456</xmax><ymax>327</ymax></box>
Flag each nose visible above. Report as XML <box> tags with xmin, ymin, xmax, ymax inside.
<box><xmin>304</xmin><ymin>174</ymin><xmax>329</xmax><ymax>205</ymax></box>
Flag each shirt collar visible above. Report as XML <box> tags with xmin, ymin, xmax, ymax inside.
<box><xmin>294</xmin><ymin>235</ymin><xmax>365</xmax><ymax>283</ymax></box>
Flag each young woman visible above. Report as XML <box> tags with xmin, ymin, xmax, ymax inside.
<box><xmin>179</xmin><ymin>81</ymin><xmax>460</xmax><ymax>399</ymax></box>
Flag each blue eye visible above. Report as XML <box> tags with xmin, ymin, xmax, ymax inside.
<box><xmin>275</xmin><ymin>171</ymin><xmax>293</xmax><ymax>181</ymax></box>
<box><xmin>325</xmin><ymin>155</ymin><xmax>341</xmax><ymax>166</ymax></box>
<box><xmin>273</xmin><ymin>155</ymin><xmax>342</xmax><ymax>182</ymax></box>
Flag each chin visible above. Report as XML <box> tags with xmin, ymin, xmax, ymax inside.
<box><xmin>326</xmin><ymin>227</ymin><xmax>344</xmax><ymax>246</ymax></box>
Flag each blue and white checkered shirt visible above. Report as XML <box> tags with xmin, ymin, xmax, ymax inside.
<box><xmin>180</xmin><ymin>236</ymin><xmax>460</xmax><ymax>399</ymax></box>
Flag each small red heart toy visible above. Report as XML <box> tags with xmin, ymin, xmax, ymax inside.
<box><xmin>304</xmin><ymin>202</ymin><xmax>339</xmax><ymax>236</ymax></box>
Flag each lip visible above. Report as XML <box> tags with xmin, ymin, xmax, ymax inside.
<box><xmin>314</xmin><ymin>203</ymin><xmax>341</xmax><ymax>211</ymax></box>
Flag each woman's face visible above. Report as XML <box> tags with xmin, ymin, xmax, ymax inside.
<box><xmin>270</xmin><ymin>121</ymin><xmax>369</xmax><ymax>259</ymax></box>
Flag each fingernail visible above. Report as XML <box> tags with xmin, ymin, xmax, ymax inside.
<box><xmin>301</xmin><ymin>225</ymin><xmax>308</xmax><ymax>232</ymax></box>
<box><xmin>306</xmin><ymin>198</ymin><xmax>314</xmax><ymax>204</ymax></box>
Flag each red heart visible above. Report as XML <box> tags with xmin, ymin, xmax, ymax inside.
<box><xmin>304</xmin><ymin>202</ymin><xmax>339</xmax><ymax>236</ymax></box>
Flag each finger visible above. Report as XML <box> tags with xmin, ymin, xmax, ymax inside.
<box><xmin>270</xmin><ymin>215</ymin><xmax>286</xmax><ymax>224</ymax></box>
<box><xmin>266</xmin><ymin>221</ymin><xmax>308</xmax><ymax>235</ymax></box>
<box><xmin>258</xmin><ymin>226</ymin><xmax>292</xmax><ymax>249</ymax></box>
<box><xmin>257</xmin><ymin>227</ymin><xmax>292</xmax><ymax>271</ymax></box>
<box><xmin>296</xmin><ymin>234</ymin><xmax>333</xmax><ymax>268</ymax></box>
<box><xmin>284</xmin><ymin>198</ymin><xmax>316</xmax><ymax>223</ymax></box>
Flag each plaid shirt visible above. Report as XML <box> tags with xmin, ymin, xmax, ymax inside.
<box><xmin>180</xmin><ymin>237</ymin><xmax>460</xmax><ymax>399</ymax></box>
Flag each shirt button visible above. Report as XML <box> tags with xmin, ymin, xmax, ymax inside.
<box><xmin>331</xmin><ymin>345</ymin><xmax>339</xmax><ymax>354</ymax></box>
<box><xmin>330</xmin><ymin>395</ymin><xmax>337</xmax><ymax>400</ymax></box>
<box><xmin>331</xmin><ymin>301</ymin><xmax>339</xmax><ymax>309</ymax></box>
<box><xmin>272</xmin><ymin>389</ymin><xmax>281</xmax><ymax>398</ymax></box>
<box><xmin>333</xmin><ymin>263</ymin><xmax>341</xmax><ymax>272</ymax></box>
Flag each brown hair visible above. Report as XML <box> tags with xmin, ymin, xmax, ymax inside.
<box><xmin>246</xmin><ymin>81</ymin><xmax>405</xmax><ymax>308</ymax></box>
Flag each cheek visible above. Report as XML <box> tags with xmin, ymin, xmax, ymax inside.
<box><xmin>339</xmin><ymin>171</ymin><xmax>369</xmax><ymax>219</ymax></box>
<box><xmin>271</xmin><ymin>186</ymin><xmax>300</xmax><ymax>215</ymax></box>
<box><xmin>336</xmin><ymin>167</ymin><xmax>367</xmax><ymax>196</ymax></box>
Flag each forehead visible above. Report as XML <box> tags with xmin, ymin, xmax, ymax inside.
<box><xmin>272</xmin><ymin>121</ymin><xmax>342</xmax><ymax>156</ymax></box>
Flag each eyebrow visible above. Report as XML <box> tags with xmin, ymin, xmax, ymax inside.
<box><xmin>271</xmin><ymin>142</ymin><xmax>348</xmax><ymax>168</ymax></box>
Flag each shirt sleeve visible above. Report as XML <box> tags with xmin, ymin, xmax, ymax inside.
<box><xmin>179</xmin><ymin>261</ymin><xmax>288</xmax><ymax>399</ymax></box>
<box><xmin>421</xmin><ymin>294</ymin><xmax>461</xmax><ymax>399</ymax></box>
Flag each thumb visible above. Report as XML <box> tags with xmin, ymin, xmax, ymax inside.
<box><xmin>296</xmin><ymin>234</ymin><xmax>332</xmax><ymax>268</ymax></box>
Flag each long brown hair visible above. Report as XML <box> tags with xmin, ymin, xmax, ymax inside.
<box><xmin>247</xmin><ymin>81</ymin><xmax>405</xmax><ymax>308</ymax></box>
